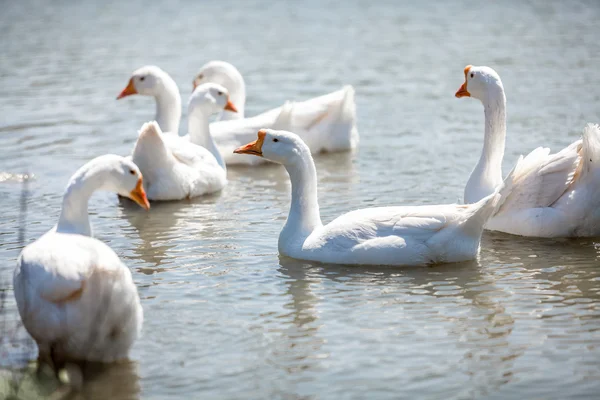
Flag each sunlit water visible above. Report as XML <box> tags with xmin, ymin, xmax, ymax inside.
<box><xmin>1</xmin><ymin>0</ymin><xmax>600</xmax><ymax>398</ymax></box>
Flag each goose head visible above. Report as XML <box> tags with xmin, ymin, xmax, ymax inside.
<box><xmin>192</xmin><ymin>61</ymin><xmax>245</xmax><ymax>116</ymax></box>
<box><xmin>106</xmin><ymin>157</ymin><xmax>151</xmax><ymax>210</ymax></box>
<box><xmin>455</xmin><ymin>65</ymin><xmax>504</xmax><ymax>103</ymax></box>
<box><xmin>188</xmin><ymin>83</ymin><xmax>237</xmax><ymax>117</ymax></box>
<box><xmin>234</xmin><ymin>129</ymin><xmax>307</xmax><ymax>165</ymax></box>
<box><xmin>117</xmin><ymin>66</ymin><xmax>168</xmax><ymax>99</ymax></box>
<box><xmin>192</xmin><ymin>61</ymin><xmax>244</xmax><ymax>92</ymax></box>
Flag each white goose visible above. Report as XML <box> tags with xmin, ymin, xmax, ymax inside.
<box><xmin>234</xmin><ymin>129</ymin><xmax>515</xmax><ymax>266</ymax></box>
<box><xmin>194</xmin><ymin>60</ymin><xmax>359</xmax><ymax>152</ymax></box>
<box><xmin>130</xmin><ymin>83</ymin><xmax>234</xmax><ymax>201</ymax></box>
<box><xmin>14</xmin><ymin>155</ymin><xmax>148</xmax><ymax>368</ymax></box>
<box><xmin>456</xmin><ymin>65</ymin><xmax>600</xmax><ymax>237</ymax></box>
<box><xmin>117</xmin><ymin>65</ymin><xmax>357</xmax><ymax>165</ymax></box>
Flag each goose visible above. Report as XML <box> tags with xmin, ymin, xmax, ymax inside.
<box><xmin>13</xmin><ymin>155</ymin><xmax>148</xmax><ymax>369</ymax></box>
<box><xmin>234</xmin><ymin>129</ymin><xmax>515</xmax><ymax>266</ymax></box>
<box><xmin>117</xmin><ymin>65</ymin><xmax>181</xmax><ymax>134</ymax></box>
<box><xmin>456</xmin><ymin>65</ymin><xmax>600</xmax><ymax>237</ymax></box>
<box><xmin>117</xmin><ymin>65</ymin><xmax>357</xmax><ymax>165</ymax></box>
<box><xmin>130</xmin><ymin>83</ymin><xmax>234</xmax><ymax>201</ymax></box>
<box><xmin>193</xmin><ymin>60</ymin><xmax>359</xmax><ymax>153</ymax></box>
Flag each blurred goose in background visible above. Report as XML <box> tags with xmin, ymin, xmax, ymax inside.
<box><xmin>456</xmin><ymin>65</ymin><xmax>600</xmax><ymax>237</ymax></box>
<box><xmin>194</xmin><ymin>60</ymin><xmax>359</xmax><ymax>153</ymax></box>
<box><xmin>234</xmin><ymin>129</ymin><xmax>516</xmax><ymax>266</ymax></box>
<box><xmin>117</xmin><ymin>64</ymin><xmax>357</xmax><ymax>165</ymax></box>
<box><xmin>130</xmin><ymin>83</ymin><xmax>233</xmax><ymax>200</ymax></box>
<box><xmin>14</xmin><ymin>155</ymin><xmax>148</xmax><ymax>369</ymax></box>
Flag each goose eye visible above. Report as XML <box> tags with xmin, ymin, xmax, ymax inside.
<box><xmin>470</xmin><ymin>73</ymin><xmax>474</xmax><ymax>78</ymax></box>
<box><xmin>273</xmin><ymin>138</ymin><xmax>279</xmax><ymax>142</ymax></box>
<box><xmin>217</xmin><ymin>91</ymin><xmax>223</xmax><ymax>96</ymax></box>
<box><xmin>197</xmin><ymin>74</ymin><xmax>204</xmax><ymax>80</ymax></box>
<box><xmin>129</xmin><ymin>169</ymin><xmax>136</xmax><ymax>175</ymax></box>
<box><xmin>140</xmin><ymin>76</ymin><xmax>145</xmax><ymax>81</ymax></box>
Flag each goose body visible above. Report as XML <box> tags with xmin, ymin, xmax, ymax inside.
<box><xmin>130</xmin><ymin>83</ymin><xmax>234</xmax><ymax>200</ymax></box>
<box><xmin>456</xmin><ymin>65</ymin><xmax>600</xmax><ymax>237</ymax></box>
<box><xmin>14</xmin><ymin>155</ymin><xmax>148</xmax><ymax>365</ymax></box>
<box><xmin>195</xmin><ymin>61</ymin><xmax>359</xmax><ymax>157</ymax></box>
<box><xmin>118</xmin><ymin>65</ymin><xmax>358</xmax><ymax>166</ymax></box>
<box><xmin>234</xmin><ymin>129</ymin><xmax>514</xmax><ymax>266</ymax></box>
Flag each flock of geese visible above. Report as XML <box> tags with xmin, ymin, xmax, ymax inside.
<box><xmin>12</xmin><ymin>61</ymin><xmax>600</xmax><ymax>370</ymax></box>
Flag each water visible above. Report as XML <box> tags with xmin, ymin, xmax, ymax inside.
<box><xmin>1</xmin><ymin>0</ymin><xmax>600</xmax><ymax>398</ymax></box>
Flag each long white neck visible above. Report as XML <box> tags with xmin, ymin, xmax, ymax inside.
<box><xmin>188</xmin><ymin>112</ymin><xmax>226</xmax><ymax>171</ymax></box>
<box><xmin>279</xmin><ymin>149</ymin><xmax>323</xmax><ymax>250</ymax></box>
<box><xmin>465</xmin><ymin>87</ymin><xmax>507</xmax><ymax>204</ymax></box>
<box><xmin>56</xmin><ymin>163</ymin><xmax>113</xmax><ymax>236</ymax></box>
<box><xmin>155</xmin><ymin>74</ymin><xmax>182</xmax><ymax>134</ymax></box>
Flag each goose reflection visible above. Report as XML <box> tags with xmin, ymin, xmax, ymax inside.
<box><xmin>6</xmin><ymin>359</ymin><xmax>140</xmax><ymax>400</ymax></box>
<box><xmin>276</xmin><ymin>255</ymin><xmax>522</xmax><ymax>390</ymax></box>
<box><xmin>69</xmin><ymin>360</ymin><xmax>141</xmax><ymax>400</ymax></box>
<box><xmin>480</xmin><ymin>232</ymin><xmax>600</xmax><ymax>309</ymax></box>
<box><xmin>117</xmin><ymin>192</ymin><xmax>227</xmax><ymax>271</ymax></box>
<box><xmin>274</xmin><ymin>256</ymin><xmax>325</xmax><ymax>374</ymax></box>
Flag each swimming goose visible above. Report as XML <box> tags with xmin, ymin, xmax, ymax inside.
<box><xmin>117</xmin><ymin>65</ymin><xmax>357</xmax><ymax>165</ymax></box>
<box><xmin>14</xmin><ymin>155</ymin><xmax>148</xmax><ymax>368</ymax></box>
<box><xmin>130</xmin><ymin>83</ymin><xmax>234</xmax><ymax>201</ymax></box>
<box><xmin>456</xmin><ymin>65</ymin><xmax>600</xmax><ymax>237</ymax></box>
<box><xmin>193</xmin><ymin>60</ymin><xmax>359</xmax><ymax>153</ymax></box>
<box><xmin>234</xmin><ymin>129</ymin><xmax>515</xmax><ymax>266</ymax></box>
<box><xmin>117</xmin><ymin>65</ymin><xmax>181</xmax><ymax>134</ymax></box>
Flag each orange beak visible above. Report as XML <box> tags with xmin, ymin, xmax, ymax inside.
<box><xmin>455</xmin><ymin>65</ymin><xmax>472</xmax><ymax>98</ymax></box>
<box><xmin>117</xmin><ymin>78</ymin><xmax>137</xmax><ymax>100</ymax></box>
<box><xmin>129</xmin><ymin>178</ymin><xmax>150</xmax><ymax>210</ymax></box>
<box><xmin>192</xmin><ymin>79</ymin><xmax>199</xmax><ymax>92</ymax></box>
<box><xmin>234</xmin><ymin>130</ymin><xmax>266</xmax><ymax>156</ymax></box>
<box><xmin>224</xmin><ymin>98</ymin><xmax>238</xmax><ymax>113</ymax></box>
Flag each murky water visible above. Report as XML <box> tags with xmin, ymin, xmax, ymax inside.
<box><xmin>1</xmin><ymin>0</ymin><xmax>600</xmax><ymax>398</ymax></box>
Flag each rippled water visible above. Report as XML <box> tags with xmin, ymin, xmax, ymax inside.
<box><xmin>1</xmin><ymin>0</ymin><xmax>600</xmax><ymax>398</ymax></box>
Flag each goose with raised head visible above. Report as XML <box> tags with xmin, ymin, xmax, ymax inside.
<box><xmin>14</xmin><ymin>155</ymin><xmax>148</xmax><ymax>368</ymax></box>
<box><xmin>117</xmin><ymin>65</ymin><xmax>182</xmax><ymax>134</ymax></box>
<box><xmin>194</xmin><ymin>60</ymin><xmax>359</xmax><ymax>153</ymax></box>
<box><xmin>130</xmin><ymin>83</ymin><xmax>234</xmax><ymax>201</ymax></box>
<box><xmin>456</xmin><ymin>65</ymin><xmax>600</xmax><ymax>237</ymax></box>
<box><xmin>234</xmin><ymin>129</ymin><xmax>515</xmax><ymax>266</ymax></box>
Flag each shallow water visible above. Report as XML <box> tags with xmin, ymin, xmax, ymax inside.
<box><xmin>1</xmin><ymin>0</ymin><xmax>600</xmax><ymax>398</ymax></box>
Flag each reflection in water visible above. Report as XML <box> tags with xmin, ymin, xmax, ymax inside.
<box><xmin>117</xmin><ymin>192</ymin><xmax>227</xmax><ymax>271</ymax></box>
<box><xmin>1</xmin><ymin>360</ymin><xmax>140</xmax><ymax>400</ymax></box>
<box><xmin>276</xmin><ymin>255</ymin><xmax>522</xmax><ymax>396</ymax></box>
<box><xmin>276</xmin><ymin>257</ymin><xmax>325</xmax><ymax>374</ymax></box>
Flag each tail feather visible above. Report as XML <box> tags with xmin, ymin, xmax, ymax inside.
<box><xmin>272</xmin><ymin>101</ymin><xmax>294</xmax><ymax>131</ymax></box>
<box><xmin>460</xmin><ymin>161</ymin><xmax>519</xmax><ymax>235</ymax></box>
<box><xmin>322</xmin><ymin>85</ymin><xmax>358</xmax><ymax>150</ymax></box>
<box><xmin>137</xmin><ymin>121</ymin><xmax>163</xmax><ymax>139</ymax></box>
<box><xmin>492</xmin><ymin>156</ymin><xmax>521</xmax><ymax>213</ymax></box>
<box><xmin>581</xmin><ymin>123</ymin><xmax>600</xmax><ymax>175</ymax></box>
<box><xmin>582</xmin><ymin>123</ymin><xmax>600</xmax><ymax>150</ymax></box>
<box><xmin>296</xmin><ymin>86</ymin><xmax>358</xmax><ymax>151</ymax></box>
<box><xmin>132</xmin><ymin>120</ymin><xmax>169</xmax><ymax>162</ymax></box>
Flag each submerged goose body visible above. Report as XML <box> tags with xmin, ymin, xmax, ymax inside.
<box><xmin>14</xmin><ymin>155</ymin><xmax>148</xmax><ymax>366</ymax></box>
<box><xmin>456</xmin><ymin>65</ymin><xmax>600</xmax><ymax>237</ymax></box>
<box><xmin>117</xmin><ymin>65</ymin><xmax>358</xmax><ymax>166</ymax></box>
<box><xmin>130</xmin><ymin>84</ymin><xmax>233</xmax><ymax>201</ymax></box>
<box><xmin>235</xmin><ymin>129</ymin><xmax>515</xmax><ymax>266</ymax></box>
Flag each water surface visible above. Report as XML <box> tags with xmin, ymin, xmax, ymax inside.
<box><xmin>1</xmin><ymin>0</ymin><xmax>600</xmax><ymax>398</ymax></box>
